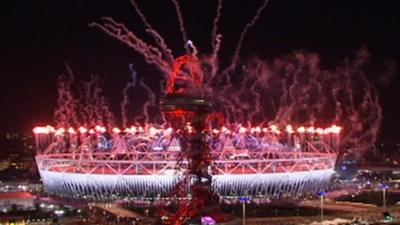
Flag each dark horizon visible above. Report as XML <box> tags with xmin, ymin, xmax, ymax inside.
<box><xmin>1</xmin><ymin>0</ymin><xmax>400</xmax><ymax>141</ymax></box>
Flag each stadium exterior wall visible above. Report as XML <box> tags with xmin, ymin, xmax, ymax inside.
<box><xmin>38</xmin><ymin>168</ymin><xmax>334</xmax><ymax>200</ymax></box>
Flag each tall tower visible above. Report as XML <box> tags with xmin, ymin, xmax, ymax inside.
<box><xmin>159</xmin><ymin>55</ymin><xmax>218</xmax><ymax>224</ymax></box>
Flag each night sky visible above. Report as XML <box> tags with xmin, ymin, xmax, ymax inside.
<box><xmin>1</xmin><ymin>0</ymin><xmax>400</xmax><ymax>141</ymax></box>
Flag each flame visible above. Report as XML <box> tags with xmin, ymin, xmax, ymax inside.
<box><xmin>78</xmin><ymin>127</ymin><xmax>88</xmax><ymax>134</ymax></box>
<box><xmin>112</xmin><ymin>127</ymin><xmax>121</xmax><ymax>134</ymax></box>
<box><xmin>269</xmin><ymin>125</ymin><xmax>280</xmax><ymax>134</ymax></box>
<box><xmin>67</xmin><ymin>127</ymin><xmax>76</xmax><ymax>134</ymax></box>
<box><xmin>185</xmin><ymin>123</ymin><xmax>195</xmax><ymax>133</ymax></box>
<box><xmin>46</xmin><ymin>126</ymin><xmax>55</xmax><ymax>133</ymax></box>
<box><xmin>33</xmin><ymin>126</ymin><xmax>56</xmax><ymax>134</ymax></box>
<box><xmin>221</xmin><ymin>126</ymin><xmax>229</xmax><ymax>133</ymax></box>
<box><xmin>55</xmin><ymin>128</ymin><xmax>65</xmax><ymax>136</ymax></box>
<box><xmin>32</xmin><ymin>124</ymin><xmax>343</xmax><ymax>137</ymax></box>
<box><xmin>163</xmin><ymin>127</ymin><xmax>173</xmax><ymax>136</ymax></box>
<box><xmin>149</xmin><ymin>127</ymin><xmax>159</xmax><ymax>136</ymax></box>
<box><xmin>124</xmin><ymin>126</ymin><xmax>137</xmax><ymax>134</ymax></box>
<box><xmin>251</xmin><ymin>126</ymin><xmax>261</xmax><ymax>133</ymax></box>
<box><xmin>33</xmin><ymin>126</ymin><xmax>50</xmax><ymax>134</ymax></box>
<box><xmin>238</xmin><ymin>126</ymin><xmax>247</xmax><ymax>134</ymax></box>
<box><xmin>285</xmin><ymin>125</ymin><xmax>294</xmax><ymax>134</ymax></box>
<box><xmin>306</xmin><ymin>126</ymin><xmax>315</xmax><ymax>133</ymax></box>
<box><xmin>297</xmin><ymin>126</ymin><xmax>306</xmax><ymax>133</ymax></box>
<box><xmin>138</xmin><ymin>126</ymin><xmax>144</xmax><ymax>133</ymax></box>
<box><xmin>315</xmin><ymin>128</ymin><xmax>324</xmax><ymax>135</ymax></box>
<box><xmin>330</xmin><ymin>125</ymin><xmax>342</xmax><ymax>134</ymax></box>
<box><xmin>95</xmin><ymin>125</ymin><xmax>106</xmax><ymax>133</ymax></box>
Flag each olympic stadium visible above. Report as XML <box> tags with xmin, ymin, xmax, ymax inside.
<box><xmin>34</xmin><ymin>124</ymin><xmax>339</xmax><ymax>201</ymax></box>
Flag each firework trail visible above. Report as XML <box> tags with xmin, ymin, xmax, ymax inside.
<box><xmin>208</xmin><ymin>0</ymin><xmax>269</xmax><ymax>119</ymax></box>
<box><xmin>230</xmin><ymin>66</ymin><xmax>254</xmax><ymax>122</ymax></box>
<box><xmin>211</xmin><ymin>0</ymin><xmax>223</xmax><ymax>52</ymax></box>
<box><xmin>206</xmin><ymin>48</ymin><xmax>387</xmax><ymax>156</ymax></box>
<box><xmin>92</xmin><ymin>79</ymin><xmax>104</xmax><ymax>125</ymax></box>
<box><xmin>210</xmin><ymin>34</ymin><xmax>222</xmax><ymax>78</ymax></box>
<box><xmin>54</xmin><ymin>65</ymin><xmax>79</xmax><ymax>128</ymax></box>
<box><xmin>247</xmin><ymin>61</ymin><xmax>264</xmax><ymax>122</ymax></box>
<box><xmin>171</xmin><ymin>0</ymin><xmax>190</xmax><ymax>54</ymax></box>
<box><xmin>271</xmin><ymin>53</ymin><xmax>325</xmax><ymax>125</ymax></box>
<box><xmin>81</xmin><ymin>77</ymin><xmax>97</xmax><ymax>127</ymax></box>
<box><xmin>54</xmin><ymin>67</ymin><xmax>115</xmax><ymax>129</ymax></box>
<box><xmin>224</xmin><ymin>0</ymin><xmax>269</xmax><ymax>74</ymax></box>
<box><xmin>271</xmin><ymin>50</ymin><xmax>384</xmax><ymax>154</ymax></box>
<box><xmin>187</xmin><ymin>40</ymin><xmax>198</xmax><ymax>56</ymax></box>
<box><xmin>129</xmin><ymin>0</ymin><xmax>175</xmax><ymax>65</ymax></box>
<box><xmin>210</xmin><ymin>0</ymin><xmax>223</xmax><ymax>78</ymax></box>
<box><xmin>121</xmin><ymin>64</ymin><xmax>137</xmax><ymax>128</ymax></box>
<box><xmin>134</xmin><ymin>79</ymin><xmax>156</xmax><ymax>124</ymax></box>
<box><xmin>79</xmin><ymin>75</ymin><xmax>114</xmax><ymax>128</ymax></box>
<box><xmin>100</xmin><ymin>96</ymin><xmax>115</xmax><ymax>129</ymax></box>
<box><xmin>89</xmin><ymin>17</ymin><xmax>172</xmax><ymax>75</ymax></box>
